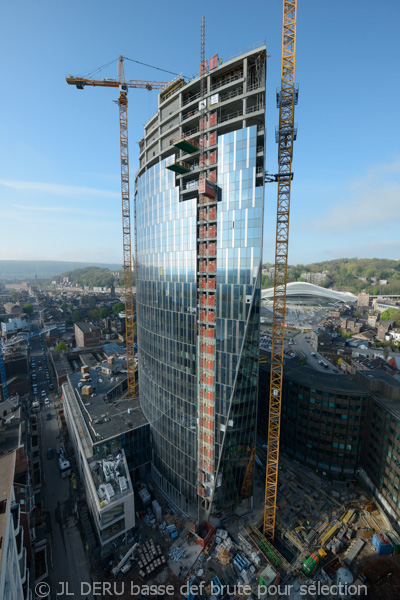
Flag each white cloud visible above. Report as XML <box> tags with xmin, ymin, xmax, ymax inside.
<box><xmin>305</xmin><ymin>157</ymin><xmax>400</xmax><ymax>231</ymax></box>
<box><xmin>0</xmin><ymin>179</ymin><xmax>119</xmax><ymax>199</ymax></box>
<box><xmin>12</xmin><ymin>204</ymin><xmax>85</xmax><ymax>213</ymax></box>
<box><xmin>325</xmin><ymin>239</ymin><xmax>400</xmax><ymax>260</ymax></box>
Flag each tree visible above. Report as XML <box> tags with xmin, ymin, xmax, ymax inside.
<box><xmin>23</xmin><ymin>303</ymin><xmax>33</xmax><ymax>315</ymax></box>
<box><xmin>381</xmin><ymin>308</ymin><xmax>400</xmax><ymax>325</ymax></box>
<box><xmin>100</xmin><ymin>308</ymin><xmax>109</xmax><ymax>319</ymax></box>
<box><xmin>112</xmin><ymin>302</ymin><xmax>125</xmax><ymax>314</ymax></box>
<box><xmin>261</xmin><ymin>275</ymin><xmax>271</xmax><ymax>289</ymax></box>
<box><xmin>55</xmin><ymin>342</ymin><xmax>68</xmax><ymax>352</ymax></box>
<box><xmin>89</xmin><ymin>309</ymin><xmax>100</xmax><ymax>321</ymax></box>
<box><xmin>72</xmin><ymin>310</ymin><xmax>82</xmax><ymax>322</ymax></box>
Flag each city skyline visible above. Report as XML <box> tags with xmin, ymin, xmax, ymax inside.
<box><xmin>1</xmin><ymin>0</ymin><xmax>399</xmax><ymax>264</ymax></box>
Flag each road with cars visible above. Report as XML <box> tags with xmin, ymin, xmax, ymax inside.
<box><xmin>30</xmin><ymin>327</ymin><xmax>53</xmax><ymax>411</ymax></box>
<box><xmin>27</xmin><ymin>319</ymin><xmax>94</xmax><ymax>600</ymax></box>
<box><xmin>259</xmin><ymin>306</ymin><xmax>342</xmax><ymax>374</ymax></box>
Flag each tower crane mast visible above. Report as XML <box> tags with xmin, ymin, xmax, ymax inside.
<box><xmin>66</xmin><ymin>58</ymin><xmax>167</xmax><ymax>399</ymax></box>
<box><xmin>263</xmin><ymin>0</ymin><xmax>298</xmax><ymax>541</ymax></box>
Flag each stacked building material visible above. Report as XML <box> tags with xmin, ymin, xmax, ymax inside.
<box><xmin>169</xmin><ymin>546</ymin><xmax>186</xmax><ymax>563</ymax></box>
<box><xmin>138</xmin><ymin>483</ymin><xmax>151</xmax><ymax>508</ymax></box>
<box><xmin>137</xmin><ymin>539</ymin><xmax>165</xmax><ymax>578</ymax></box>
<box><xmin>152</xmin><ymin>499</ymin><xmax>162</xmax><ymax>521</ymax></box>
<box><xmin>344</xmin><ymin>539</ymin><xmax>365</xmax><ymax>566</ymax></box>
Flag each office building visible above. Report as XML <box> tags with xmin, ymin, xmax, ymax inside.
<box><xmin>135</xmin><ymin>44</ymin><xmax>266</xmax><ymax>515</ymax></box>
<box><xmin>62</xmin><ymin>361</ymin><xmax>151</xmax><ymax>551</ymax></box>
<box><xmin>258</xmin><ymin>358</ymin><xmax>400</xmax><ymax>522</ymax></box>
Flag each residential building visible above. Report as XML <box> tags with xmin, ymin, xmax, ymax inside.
<box><xmin>373</xmin><ymin>299</ymin><xmax>400</xmax><ymax>313</ymax></box>
<box><xmin>74</xmin><ymin>322</ymin><xmax>101</xmax><ymax>347</ymax></box>
<box><xmin>377</xmin><ymin>321</ymin><xmax>394</xmax><ymax>342</ymax></box>
<box><xmin>1</xmin><ymin>318</ymin><xmax>28</xmax><ymax>335</ymax></box>
<box><xmin>300</xmin><ymin>271</ymin><xmax>329</xmax><ymax>285</ymax></box>
<box><xmin>0</xmin><ymin>399</ymin><xmax>43</xmax><ymax>600</ymax></box>
<box><xmin>4</xmin><ymin>303</ymin><xmax>22</xmax><ymax>316</ymax></box>
<box><xmin>357</xmin><ymin>292</ymin><xmax>370</xmax><ymax>308</ymax></box>
<box><xmin>135</xmin><ymin>45</ymin><xmax>266</xmax><ymax>515</ymax></box>
<box><xmin>0</xmin><ymin>353</ymin><xmax>29</xmax><ymax>401</ymax></box>
<box><xmin>0</xmin><ymin>452</ymin><xmax>26</xmax><ymax>600</ymax></box>
<box><xmin>389</xmin><ymin>328</ymin><xmax>400</xmax><ymax>343</ymax></box>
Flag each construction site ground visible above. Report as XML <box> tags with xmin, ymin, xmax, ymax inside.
<box><xmin>91</xmin><ymin>463</ymin><xmax>400</xmax><ymax>599</ymax></box>
<box><xmin>247</xmin><ymin>450</ymin><xmax>400</xmax><ymax>598</ymax></box>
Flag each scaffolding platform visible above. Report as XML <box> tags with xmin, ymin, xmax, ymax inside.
<box><xmin>166</xmin><ymin>160</ymin><xmax>191</xmax><ymax>174</ymax></box>
<box><xmin>173</xmin><ymin>136</ymin><xmax>199</xmax><ymax>153</ymax></box>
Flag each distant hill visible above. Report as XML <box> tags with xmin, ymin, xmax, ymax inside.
<box><xmin>46</xmin><ymin>266</ymin><xmax>125</xmax><ymax>289</ymax></box>
<box><xmin>262</xmin><ymin>258</ymin><xmax>400</xmax><ymax>294</ymax></box>
<box><xmin>0</xmin><ymin>260</ymin><xmax>122</xmax><ymax>280</ymax></box>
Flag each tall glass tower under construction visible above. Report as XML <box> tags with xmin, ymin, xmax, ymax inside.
<box><xmin>135</xmin><ymin>44</ymin><xmax>266</xmax><ymax>516</ymax></box>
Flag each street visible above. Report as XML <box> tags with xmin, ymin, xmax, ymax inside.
<box><xmin>29</xmin><ymin>331</ymin><xmax>94</xmax><ymax>600</ymax></box>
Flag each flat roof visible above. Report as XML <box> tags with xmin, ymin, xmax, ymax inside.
<box><xmin>0</xmin><ymin>402</ymin><xmax>22</xmax><ymax>453</ymax></box>
<box><xmin>373</xmin><ymin>392</ymin><xmax>400</xmax><ymax>420</ymax></box>
<box><xmin>0</xmin><ymin>451</ymin><xmax>16</xmax><ymax>569</ymax></box>
<box><xmin>75</xmin><ymin>321</ymin><xmax>100</xmax><ymax>334</ymax></box>
<box><xmin>103</xmin><ymin>342</ymin><xmax>125</xmax><ymax>356</ymax></box>
<box><xmin>80</xmin><ymin>352</ymin><xmax>98</xmax><ymax>367</ymax></box>
<box><xmin>52</xmin><ymin>350</ymin><xmax>73</xmax><ymax>378</ymax></box>
<box><xmin>67</xmin><ymin>365</ymin><xmax>148</xmax><ymax>443</ymax></box>
<box><xmin>260</xmin><ymin>353</ymin><xmax>368</xmax><ymax>395</ymax></box>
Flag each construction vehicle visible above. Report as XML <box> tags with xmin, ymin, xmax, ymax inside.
<box><xmin>264</xmin><ymin>0</ymin><xmax>298</xmax><ymax>541</ymax></box>
<box><xmin>301</xmin><ymin>553</ymin><xmax>320</xmax><ymax>577</ymax></box>
<box><xmin>111</xmin><ymin>542</ymin><xmax>138</xmax><ymax>578</ymax></box>
<box><xmin>66</xmin><ymin>58</ymin><xmax>168</xmax><ymax>399</ymax></box>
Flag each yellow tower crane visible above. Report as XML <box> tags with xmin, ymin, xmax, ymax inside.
<box><xmin>66</xmin><ymin>57</ymin><xmax>168</xmax><ymax>399</ymax></box>
<box><xmin>263</xmin><ymin>0</ymin><xmax>298</xmax><ymax>540</ymax></box>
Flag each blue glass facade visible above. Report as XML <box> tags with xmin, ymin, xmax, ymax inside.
<box><xmin>136</xmin><ymin>163</ymin><xmax>197</xmax><ymax>511</ymax></box>
<box><xmin>136</xmin><ymin>123</ymin><xmax>263</xmax><ymax>513</ymax></box>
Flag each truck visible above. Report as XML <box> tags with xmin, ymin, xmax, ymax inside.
<box><xmin>57</xmin><ymin>443</ymin><xmax>71</xmax><ymax>478</ymax></box>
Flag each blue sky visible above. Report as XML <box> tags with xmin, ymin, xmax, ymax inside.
<box><xmin>1</xmin><ymin>0</ymin><xmax>399</xmax><ymax>266</ymax></box>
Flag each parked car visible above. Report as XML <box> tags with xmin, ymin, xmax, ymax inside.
<box><xmin>41</xmin><ymin>390</ymin><xmax>46</xmax><ymax>397</ymax></box>
<box><xmin>47</xmin><ymin>448</ymin><xmax>54</xmax><ymax>459</ymax></box>
<box><xmin>44</xmin><ymin>398</ymin><xmax>50</xmax><ymax>405</ymax></box>
<box><xmin>46</xmin><ymin>413</ymin><xmax>51</xmax><ymax>420</ymax></box>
